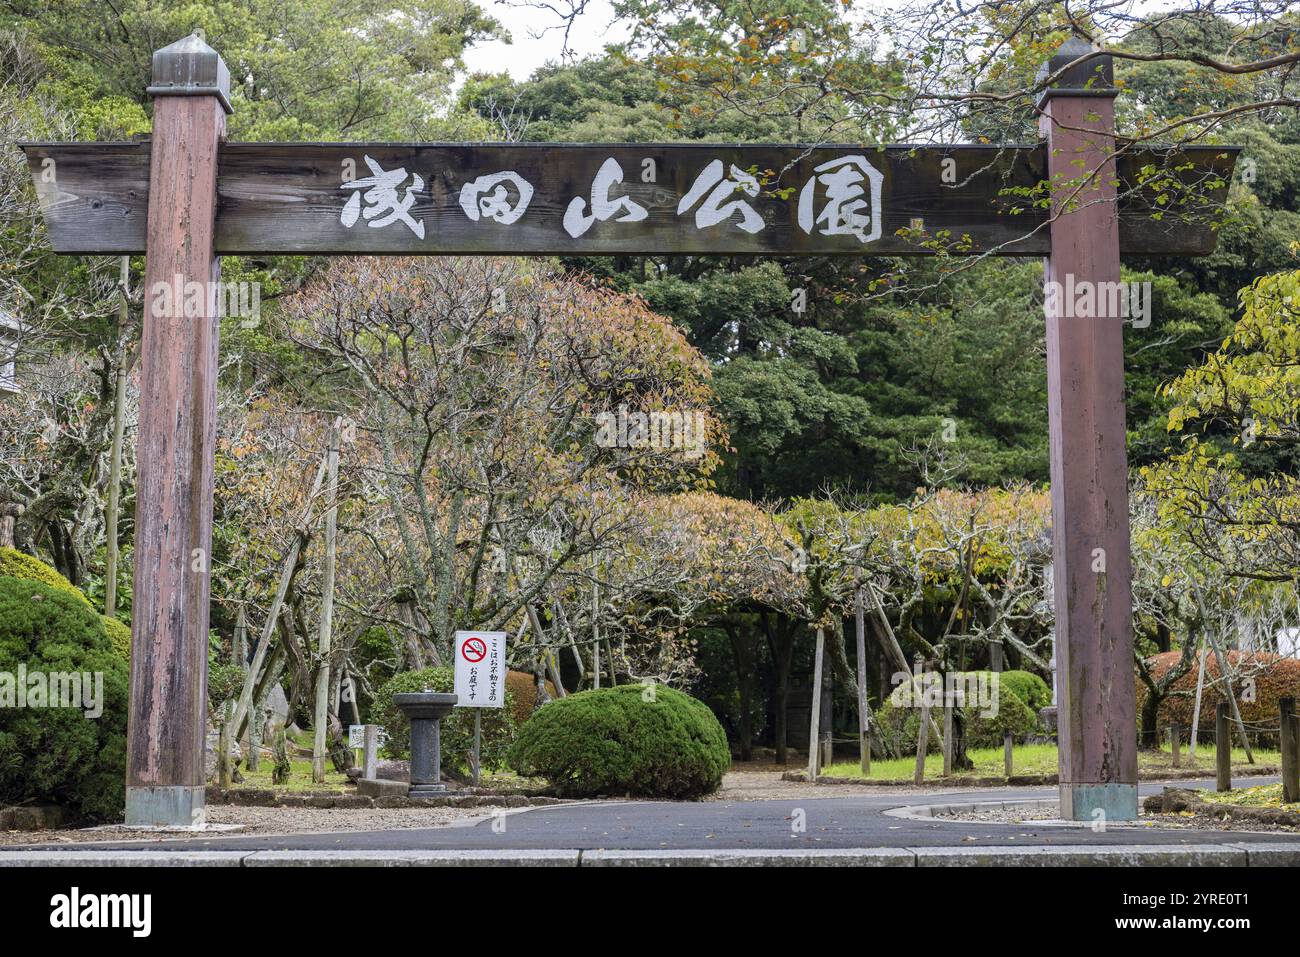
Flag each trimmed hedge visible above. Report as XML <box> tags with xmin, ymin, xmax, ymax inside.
<box><xmin>0</xmin><ymin>576</ymin><xmax>129</xmax><ymax>821</ymax></box>
<box><xmin>371</xmin><ymin>667</ymin><xmax>517</xmax><ymax>775</ymax></box>
<box><xmin>994</xmin><ymin>670</ymin><xmax>1052</xmax><ymax>712</ymax></box>
<box><xmin>507</xmin><ymin>684</ymin><xmax>730</xmax><ymax>799</ymax></box>
<box><xmin>964</xmin><ymin>687</ymin><xmax>1039</xmax><ymax>748</ymax></box>
<box><xmin>1139</xmin><ymin>651</ymin><xmax>1300</xmax><ymax>729</ymax></box>
<box><xmin>0</xmin><ymin>547</ymin><xmax>91</xmax><ymax>609</ymax></box>
<box><xmin>0</xmin><ymin>550</ymin><xmax>134</xmax><ymax>665</ymax></box>
<box><xmin>873</xmin><ymin>669</ymin><xmax>1047</xmax><ymax>756</ymax></box>
<box><xmin>505</xmin><ymin>668</ymin><xmax>555</xmax><ymax>726</ymax></box>
<box><xmin>100</xmin><ymin>615</ymin><xmax>131</xmax><ymax>662</ymax></box>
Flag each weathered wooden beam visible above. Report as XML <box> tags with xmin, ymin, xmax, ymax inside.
<box><xmin>21</xmin><ymin>140</ymin><xmax>1236</xmax><ymax>257</ymax></box>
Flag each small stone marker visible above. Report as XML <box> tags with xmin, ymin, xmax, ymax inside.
<box><xmin>363</xmin><ymin>724</ymin><xmax>380</xmax><ymax>781</ymax></box>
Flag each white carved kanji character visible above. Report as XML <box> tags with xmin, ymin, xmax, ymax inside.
<box><xmin>459</xmin><ymin>171</ymin><xmax>534</xmax><ymax>225</ymax></box>
<box><xmin>340</xmin><ymin>155</ymin><xmax>425</xmax><ymax>239</ymax></box>
<box><xmin>563</xmin><ymin>157</ymin><xmax>648</xmax><ymax>238</ymax></box>
<box><xmin>677</xmin><ymin>159</ymin><xmax>764</xmax><ymax>233</ymax></box>
<box><xmin>797</xmin><ymin>154</ymin><xmax>882</xmax><ymax>244</ymax></box>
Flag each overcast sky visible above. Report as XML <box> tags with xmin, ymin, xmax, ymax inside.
<box><xmin>463</xmin><ymin>1</ymin><xmax>630</xmax><ymax>80</ymax></box>
<box><xmin>458</xmin><ymin>0</ymin><xmax>1185</xmax><ymax>82</ymax></box>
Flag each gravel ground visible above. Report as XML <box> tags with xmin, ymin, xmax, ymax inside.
<box><xmin>0</xmin><ymin>803</ymin><xmax>502</xmax><ymax>845</ymax></box>
<box><xmin>930</xmin><ymin>803</ymin><xmax>1063</xmax><ymax>824</ymax></box>
<box><xmin>933</xmin><ymin>801</ymin><xmax>1300</xmax><ymax>833</ymax></box>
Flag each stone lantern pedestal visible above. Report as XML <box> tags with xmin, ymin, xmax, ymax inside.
<box><xmin>393</xmin><ymin>691</ymin><xmax>458</xmax><ymax>796</ymax></box>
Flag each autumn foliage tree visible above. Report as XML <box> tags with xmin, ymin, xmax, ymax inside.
<box><xmin>288</xmin><ymin>256</ymin><xmax>723</xmax><ymax>667</ymax></box>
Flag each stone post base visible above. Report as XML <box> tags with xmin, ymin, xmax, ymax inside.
<box><xmin>125</xmin><ymin>785</ymin><xmax>206</xmax><ymax>827</ymax></box>
<box><xmin>1060</xmin><ymin>782</ymin><xmax>1137</xmax><ymax>822</ymax></box>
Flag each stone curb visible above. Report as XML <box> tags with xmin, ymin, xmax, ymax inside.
<box><xmin>356</xmin><ymin>778</ymin><xmax>408</xmax><ymax>799</ymax></box>
<box><xmin>4</xmin><ymin>843</ymin><xmax>1299</xmax><ymax>867</ymax></box>
<box><xmin>580</xmin><ymin>848</ymin><xmax>916</xmax><ymax>866</ymax></box>
<box><xmin>242</xmin><ymin>849</ymin><xmax>580</xmax><ymax>867</ymax></box>
<box><xmin>0</xmin><ymin>851</ymin><xmax>248</xmax><ymax>866</ymax></box>
<box><xmin>910</xmin><ymin>844</ymin><xmax>1255</xmax><ymax>866</ymax></box>
<box><xmin>884</xmin><ymin>798</ymin><xmax>1060</xmax><ymax>823</ymax></box>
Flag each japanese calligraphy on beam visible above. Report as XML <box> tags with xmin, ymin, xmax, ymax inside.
<box><xmin>21</xmin><ymin>142</ymin><xmax>1236</xmax><ymax>257</ymax></box>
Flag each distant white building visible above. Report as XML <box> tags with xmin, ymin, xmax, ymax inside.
<box><xmin>1278</xmin><ymin>628</ymin><xmax>1300</xmax><ymax>660</ymax></box>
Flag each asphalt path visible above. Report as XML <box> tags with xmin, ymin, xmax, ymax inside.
<box><xmin>4</xmin><ymin>776</ymin><xmax>1292</xmax><ymax>854</ymax></box>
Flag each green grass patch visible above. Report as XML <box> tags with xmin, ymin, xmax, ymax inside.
<box><xmin>823</xmin><ymin>743</ymin><xmax>1059</xmax><ymax>781</ymax></box>
<box><xmin>821</xmin><ymin>744</ymin><xmax>1281</xmax><ymax>781</ymax></box>
<box><xmin>1137</xmin><ymin>745</ymin><xmax>1280</xmax><ymax>773</ymax></box>
<box><xmin>233</xmin><ymin>756</ymin><xmax>351</xmax><ymax>793</ymax></box>
<box><xmin>229</xmin><ymin>753</ymin><xmax>543</xmax><ymax>794</ymax></box>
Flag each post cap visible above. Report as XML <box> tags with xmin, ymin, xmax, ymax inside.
<box><xmin>1036</xmin><ymin>35</ymin><xmax>1116</xmax><ymax>107</ymax></box>
<box><xmin>148</xmin><ymin>33</ymin><xmax>233</xmax><ymax>114</ymax></box>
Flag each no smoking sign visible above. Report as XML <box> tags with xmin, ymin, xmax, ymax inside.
<box><xmin>453</xmin><ymin>630</ymin><xmax>506</xmax><ymax>708</ymax></box>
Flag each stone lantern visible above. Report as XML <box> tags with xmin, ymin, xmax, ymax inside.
<box><xmin>392</xmin><ymin>690</ymin><xmax>458</xmax><ymax>796</ymax></box>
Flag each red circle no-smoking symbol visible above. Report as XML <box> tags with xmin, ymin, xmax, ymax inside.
<box><xmin>461</xmin><ymin>636</ymin><xmax>487</xmax><ymax>663</ymax></box>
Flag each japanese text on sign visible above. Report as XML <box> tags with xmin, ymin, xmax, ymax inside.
<box><xmin>453</xmin><ymin>630</ymin><xmax>507</xmax><ymax>709</ymax></box>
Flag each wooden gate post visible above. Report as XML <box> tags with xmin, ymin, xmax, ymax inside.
<box><xmin>1038</xmin><ymin>38</ymin><xmax>1139</xmax><ymax>821</ymax></box>
<box><xmin>124</xmin><ymin>34</ymin><xmax>231</xmax><ymax>827</ymax></box>
<box><xmin>1280</xmin><ymin>697</ymin><xmax>1298</xmax><ymax>803</ymax></box>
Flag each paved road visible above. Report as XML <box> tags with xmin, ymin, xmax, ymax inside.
<box><xmin>5</xmin><ymin>777</ymin><xmax>1291</xmax><ymax>854</ymax></box>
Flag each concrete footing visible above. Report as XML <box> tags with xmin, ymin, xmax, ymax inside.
<box><xmin>1060</xmin><ymin>782</ymin><xmax>1138</xmax><ymax>822</ymax></box>
<box><xmin>125</xmin><ymin>786</ymin><xmax>206</xmax><ymax>828</ymax></box>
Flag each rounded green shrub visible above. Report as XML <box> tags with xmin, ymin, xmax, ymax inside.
<box><xmin>872</xmin><ymin>668</ymin><xmax>1046</xmax><ymax>757</ymax></box>
<box><xmin>0</xmin><ymin>576</ymin><xmax>129</xmax><ymax>821</ymax></box>
<box><xmin>505</xmin><ymin>668</ymin><xmax>555</xmax><ymax>726</ymax></box>
<box><xmin>507</xmin><ymin>684</ymin><xmax>730</xmax><ymax>798</ymax></box>
<box><xmin>371</xmin><ymin>667</ymin><xmax>517</xmax><ymax>776</ymax></box>
<box><xmin>0</xmin><ymin>547</ymin><xmax>91</xmax><ymax>609</ymax></box>
<box><xmin>872</xmin><ymin>697</ymin><xmax>932</xmax><ymax>757</ymax></box>
<box><xmin>100</xmin><ymin>615</ymin><xmax>131</xmax><ymax>662</ymax></box>
<box><xmin>962</xmin><ymin>688</ymin><xmax>1039</xmax><ymax>749</ymax></box>
<box><xmin>995</xmin><ymin>670</ymin><xmax>1051</xmax><ymax>712</ymax></box>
